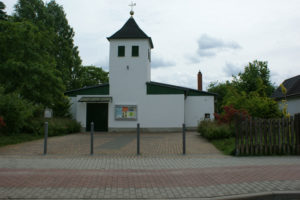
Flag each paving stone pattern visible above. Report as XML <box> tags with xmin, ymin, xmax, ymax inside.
<box><xmin>0</xmin><ymin>132</ymin><xmax>222</xmax><ymax>156</ymax></box>
<box><xmin>0</xmin><ymin>156</ymin><xmax>300</xmax><ymax>199</ymax></box>
<box><xmin>0</xmin><ymin>132</ymin><xmax>300</xmax><ymax>199</ymax></box>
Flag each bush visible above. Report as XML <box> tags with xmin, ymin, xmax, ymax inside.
<box><xmin>45</xmin><ymin>118</ymin><xmax>81</xmax><ymax>136</ymax></box>
<box><xmin>214</xmin><ymin>105</ymin><xmax>249</xmax><ymax>125</ymax></box>
<box><xmin>0</xmin><ymin>89</ymin><xmax>35</xmax><ymax>134</ymax></box>
<box><xmin>198</xmin><ymin>120</ymin><xmax>234</xmax><ymax>140</ymax></box>
<box><xmin>24</xmin><ymin>117</ymin><xmax>81</xmax><ymax>136</ymax></box>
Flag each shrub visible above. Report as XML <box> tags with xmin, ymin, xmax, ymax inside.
<box><xmin>214</xmin><ymin>105</ymin><xmax>249</xmax><ymax>125</ymax></box>
<box><xmin>198</xmin><ymin>120</ymin><xmax>234</xmax><ymax>140</ymax></box>
<box><xmin>24</xmin><ymin>117</ymin><xmax>81</xmax><ymax>136</ymax></box>
<box><xmin>0</xmin><ymin>116</ymin><xmax>5</xmax><ymax>128</ymax></box>
<box><xmin>45</xmin><ymin>118</ymin><xmax>81</xmax><ymax>136</ymax></box>
<box><xmin>0</xmin><ymin>90</ymin><xmax>35</xmax><ymax>134</ymax></box>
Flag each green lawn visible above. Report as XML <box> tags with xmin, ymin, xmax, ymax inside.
<box><xmin>211</xmin><ymin>137</ymin><xmax>235</xmax><ymax>155</ymax></box>
<box><xmin>0</xmin><ymin>134</ymin><xmax>43</xmax><ymax>147</ymax></box>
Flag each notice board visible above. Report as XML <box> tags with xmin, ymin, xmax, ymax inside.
<box><xmin>115</xmin><ymin>105</ymin><xmax>137</xmax><ymax>120</ymax></box>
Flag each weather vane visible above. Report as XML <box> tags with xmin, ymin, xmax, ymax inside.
<box><xmin>129</xmin><ymin>1</ymin><xmax>136</xmax><ymax>16</ymax></box>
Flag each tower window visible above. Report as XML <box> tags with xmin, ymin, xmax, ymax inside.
<box><xmin>132</xmin><ymin>46</ymin><xmax>139</xmax><ymax>57</ymax></box>
<box><xmin>118</xmin><ymin>46</ymin><xmax>125</xmax><ymax>57</ymax></box>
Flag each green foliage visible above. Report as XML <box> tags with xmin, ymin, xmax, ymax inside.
<box><xmin>14</xmin><ymin>0</ymin><xmax>82</xmax><ymax>90</ymax></box>
<box><xmin>208</xmin><ymin>60</ymin><xmax>280</xmax><ymax>118</ymax></box>
<box><xmin>224</xmin><ymin>88</ymin><xmax>281</xmax><ymax>118</ymax></box>
<box><xmin>72</xmin><ymin>66</ymin><xmax>109</xmax><ymax>89</ymax></box>
<box><xmin>18</xmin><ymin>117</ymin><xmax>81</xmax><ymax>136</ymax></box>
<box><xmin>0</xmin><ymin>118</ymin><xmax>81</xmax><ymax>147</ymax></box>
<box><xmin>0</xmin><ymin>133</ymin><xmax>43</xmax><ymax>147</ymax></box>
<box><xmin>0</xmin><ymin>20</ymin><xmax>66</xmax><ymax>108</ymax></box>
<box><xmin>52</xmin><ymin>95</ymin><xmax>71</xmax><ymax>117</ymax></box>
<box><xmin>208</xmin><ymin>81</ymin><xmax>231</xmax><ymax>113</ymax></box>
<box><xmin>198</xmin><ymin>120</ymin><xmax>234</xmax><ymax>140</ymax></box>
<box><xmin>232</xmin><ymin>60</ymin><xmax>275</xmax><ymax>96</ymax></box>
<box><xmin>0</xmin><ymin>1</ymin><xmax>7</xmax><ymax>20</ymax></box>
<box><xmin>46</xmin><ymin>118</ymin><xmax>81</xmax><ymax>136</ymax></box>
<box><xmin>0</xmin><ymin>87</ymin><xmax>35</xmax><ymax>134</ymax></box>
<box><xmin>211</xmin><ymin>137</ymin><xmax>235</xmax><ymax>155</ymax></box>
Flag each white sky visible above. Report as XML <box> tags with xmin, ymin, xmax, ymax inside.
<box><xmin>3</xmin><ymin>0</ymin><xmax>300</xmax><ymax>90</ymax></box>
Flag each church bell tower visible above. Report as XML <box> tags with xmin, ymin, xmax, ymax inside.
<box><xmin>107</xmin><ymin>4</ymin><xmax>154</xmax><ymax>102</ymax></box>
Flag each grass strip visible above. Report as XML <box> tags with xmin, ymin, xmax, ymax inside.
<box><xmin>211</xmin><ymin>137</ymin><xmax>235</xmax><ymax>155</ymax></box>
<box><xmin>0</xmin><ymin>134</ymin><xmax>43</xmax><ymax>147</ymax></box>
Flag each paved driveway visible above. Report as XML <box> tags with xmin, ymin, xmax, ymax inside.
<box><xmin>0</xmin><ymin>132</ymin><xmax>223</xmax><ymax>157</ymax></box>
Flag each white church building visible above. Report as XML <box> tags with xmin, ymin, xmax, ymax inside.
<box><xmin>65</xmin><ymin>12</ymin><xmax>215</xmax><ymax>132</ymax></box>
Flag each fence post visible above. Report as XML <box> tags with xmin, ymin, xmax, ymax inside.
<box><xmin>182</xmin><ymin>123</ymin><xmax>186</xmax><ymax>155</ymax></box>
<box><xmin>90</xmin><ymin>122</ymin><xmax>94</xmax><ymax>155</ymax></box>
<box><xmin>235</xmin><ymin>116</ymin><xmax>240</xmax><ymax>156</ymax></box>
<box><xmin>137</xmin><ymin>123</ymin><xmax>140</xmax><ymax>155</ymax></box>
<box><xmin>43</xmin><ymin>122</ymin><xmax>48</xmax><ymax>155</ymax></box>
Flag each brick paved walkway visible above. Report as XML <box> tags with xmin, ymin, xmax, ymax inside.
<box><xmin>0</xmin><ymin>132</ymin><xmax>223</xmax><ymax>156</ymax></box>
<box><xmin>0</xmin><ymin>156</ymin><xmax>300</xmax><ymax>199</ymax></box>
<box><xmin>0</xmin><ymin>133</ymin><xmax>300</xmax><ymax>199</ymax></box>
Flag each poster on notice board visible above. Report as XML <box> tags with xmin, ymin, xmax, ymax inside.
<box><xmin>115</xmin><ymin>105</ymin><xmax>137</xmax><ymax>120</ymax></box>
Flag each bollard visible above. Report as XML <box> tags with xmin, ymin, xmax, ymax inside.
<box><xmin>182</xmin><ymin>123</ymin><xmax>186</xmax><ymax>155</ymax></box>
<box><xmin>43</xmin><ymin>122</ymin><xmax>48</xmax><ymax>155</ymax></box>
<box><xmin>90</xmin><ymin>122</ymin><xmax>94</xmax><ymax>155</ymax></box>
<box><xmin>137</xmin><ymin>123</ymin><xmax>140</xmax><ymax>155</ymax></box>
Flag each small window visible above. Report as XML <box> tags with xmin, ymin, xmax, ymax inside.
<box><xmin>132</xmin><ymin>46</ymin><xmax>139</xmax><ymax>57</ymax></box>
<box><xmin>118</xmin><ymin>46</ymin><xmax>125</xmax><ymax>57</ymax></box>
<box><xmin>205</xmin><ymin>113</ymin><xmax>210</xmax><ymax>119</ymax></box>
<box><xmin>148</xmin><ymin>49</ymin><xmax>151</xmax><ymax>62</ymax></box>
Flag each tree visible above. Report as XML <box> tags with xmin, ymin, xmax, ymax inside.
<box><xmin>224</xmin><ymin>87</ymin><xmax>281</xmax><ymax>119</ymax></box>
<box><xmin>208</xmin><ymin>81</ymin><xmax>232</xmax><ymax>113</ymax></box>
<box><xmin>209</xmin><ymin>60</ymin><xmax>280</xmax><ymax>118</ymax></box>
<box><xmin>14</xmin><ymin>0</ymin><xmax>82</xmax><ymax>90</ymax></box>
<box><xmin>0</xmin><ymin>20</ymin><xmax>65</xmax><ymax>108</ymax></box>
<box><xmin>0</xmin><ymin>1</ymin><xmax>7</xmax><ymax>20</ymax></box>
<box><xmin>232</xmin><ymin>60</ymin><xmax>275</xmax><ymax>96</ymax></box>
<box><xmin>74</xmin><ymin>66</ymin><xmax>109</xmax><ymax>88</ymax></box>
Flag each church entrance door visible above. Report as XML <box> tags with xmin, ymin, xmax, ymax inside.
<box><xmin>86</xmin><ymin>103</ymin><xmax>108</xmax><ymax>132</ymax></box>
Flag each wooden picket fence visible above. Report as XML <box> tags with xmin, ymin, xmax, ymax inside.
<box><xmin>235</xmin><ymin>113</ymin><xmax>300</xmax><ymax>156</ymax></box>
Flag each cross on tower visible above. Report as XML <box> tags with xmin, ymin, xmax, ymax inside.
<box><xmin>129</xmin><ymin>1</ymin><xmax>136</xmax><ymax>16</ymax></box>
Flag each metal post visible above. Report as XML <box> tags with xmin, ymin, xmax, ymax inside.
<box><xmin>182</xmin><ymin>123</ymin><xmax>186</xmax><ymax>155</ymax></box>
<box><xmin>137</xmin><ymin>123</ymin><xmax>140</xmax><ymax>155</ymax></box>
<box><xmin>90</xmin><ymin>122</ymin><xmax>94</xmax><ymax>155</ymax></box>
<box><xmin>43</xmin><ymin>122</ymin><xmax>48</xmax><ymax>155</ymax></box>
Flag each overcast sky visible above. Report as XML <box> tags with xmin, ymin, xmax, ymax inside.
<box><xmin>3</xmin><ymin>0</ymin><xmax>300</xmax><ymax>90</ymax></box>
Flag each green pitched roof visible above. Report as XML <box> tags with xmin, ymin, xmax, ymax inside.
<box><xmin>64</xmin><ymin>84</ymin><xmax>109</xmax><ymax>97</ymax></box>
<box><xmin>146</xmin><ymin>82</ymin><xmax>216</xmax><ymax>96</ymax></box>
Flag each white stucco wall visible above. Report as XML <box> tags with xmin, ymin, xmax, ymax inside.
<box><xmin>108</xmin><ymin>94</ymin><xmax>185</xmax><ymax>129</ymax></box>
<box><xmin>72</xmin><ymin>95</ymin><xmax>111</xmax><ymax>128</ymax></box>
<box><xmin>287</xmin><ymin>98</ymin><xmax>300</xmax><ymax>115</ymax></box>
<box><xmin>279</xmin><ymin>97</ymin><xmax>300</xmax><ymax>116</ymax></box>
<box><xmin>109</xmin><ymin>39</ymin><xmax>151</xmax><ymax>93</ymax></box>
<box><xmin>184</xmin><ymin>96</ymin><xmax>215</xmax><ymax>127</ymax></box>
<box><xmin>141</xmin><ymin>95</ymin><xmax>184</xmax><ymax>128</ymax></box>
